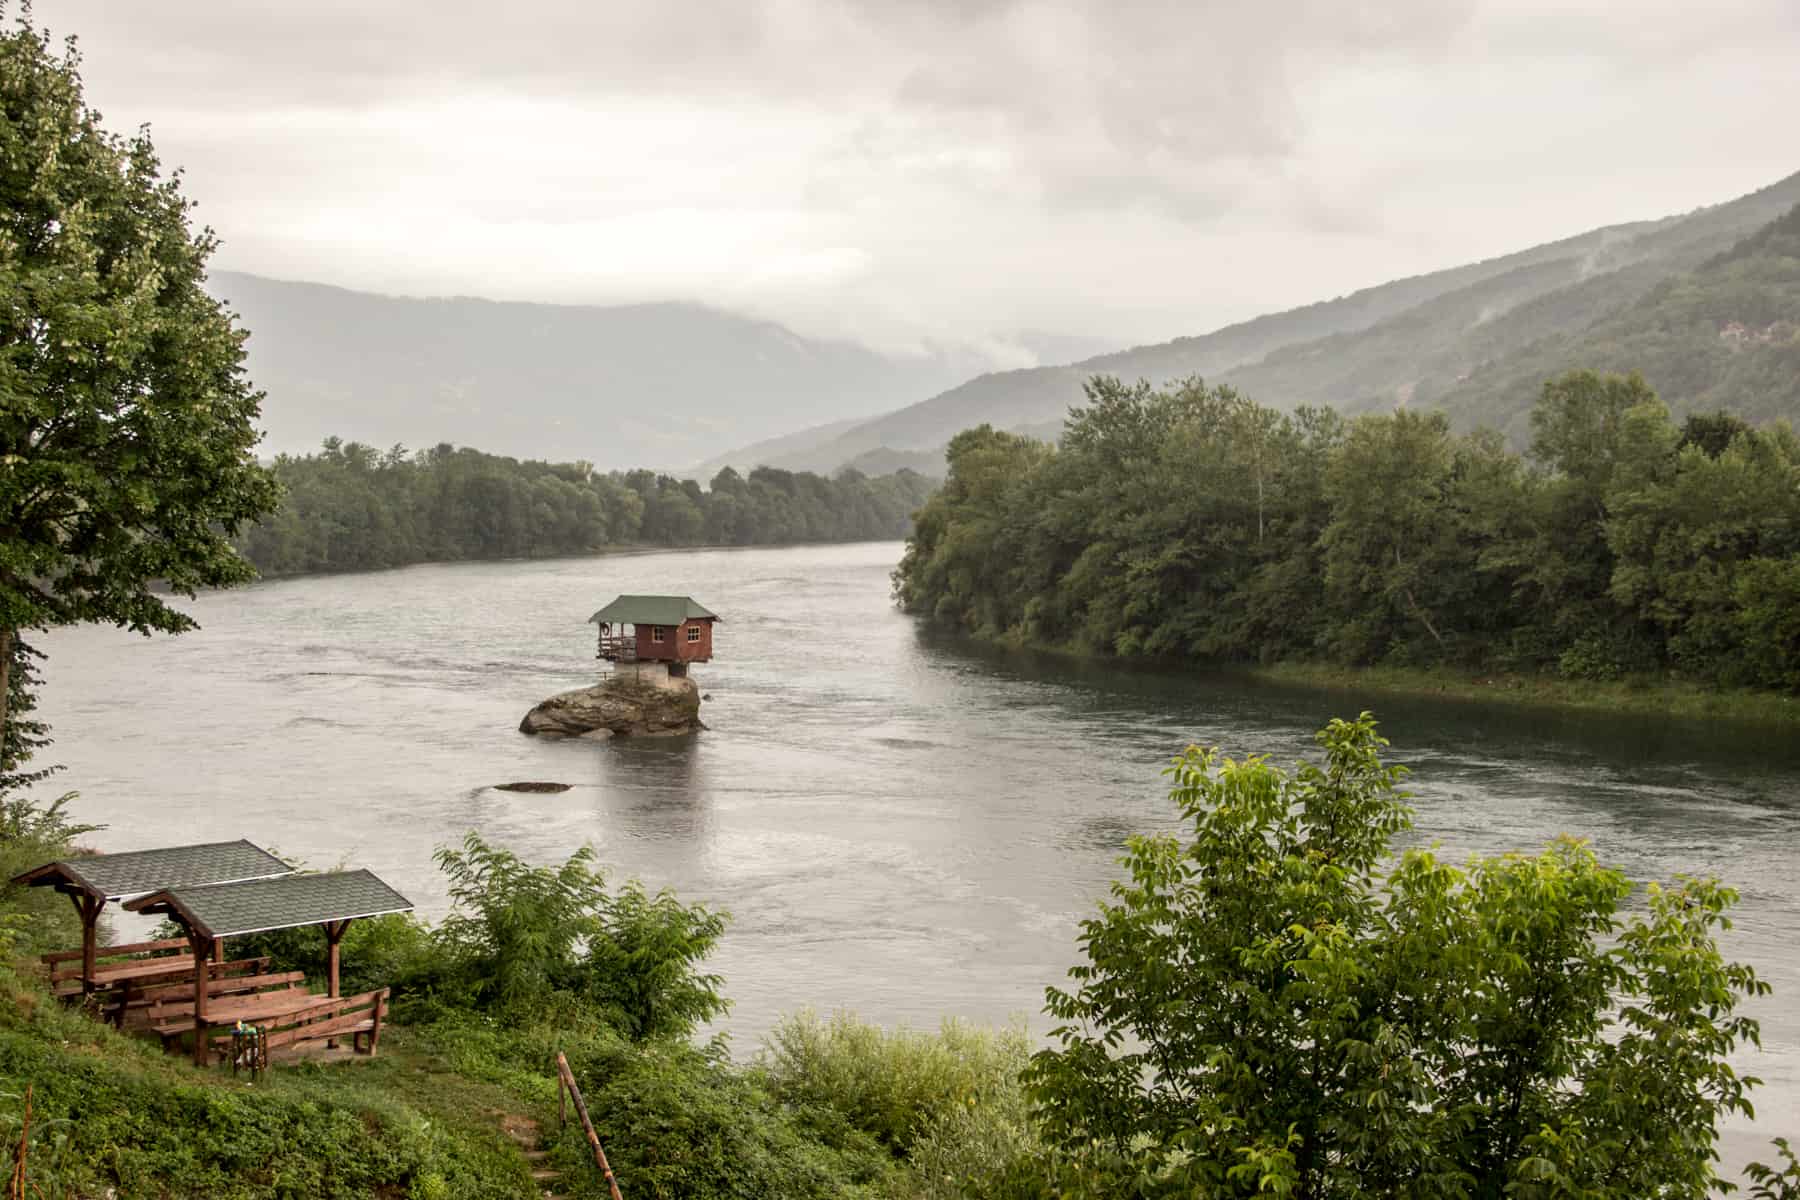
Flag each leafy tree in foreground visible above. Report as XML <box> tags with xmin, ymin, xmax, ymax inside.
<box><xmin>0</xmin><ymin>13</ymin><xmax>279</xmax><ymax>738</ymax></box>
<box><xmin>1024</xmin><ymin>714</ymin><xmax>1769</xmax><ymax>1198</ymax></box>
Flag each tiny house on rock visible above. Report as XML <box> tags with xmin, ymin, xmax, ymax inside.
<box><xmin>589</xmin><ymin>594</ymin><xmax>719</xmax><ymax>681</ymax></box>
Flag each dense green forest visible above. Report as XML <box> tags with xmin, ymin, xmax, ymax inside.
<box><xmin>237</xmin><ymin>440</ymin><xmax>937</xmax><ymax>576</ymax></box>
<box><xmin>895</xmin><ymin>371</ymin><xmax>1800</xmax><ymax>693</ymax></box>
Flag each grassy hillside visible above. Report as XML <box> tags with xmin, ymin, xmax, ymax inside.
<box><xmin>735</xmin><ymin>169</ymin><xmax>1800</xmax><ymax>473</ymax></box>
<box><xmin>1429</xmin><ymin>201</ymin><xmax>1800</xmax><ymax>439</ymax></box>
<box><xmin>1219</xmin><ymin>180</ymin><xmax>1800</xmax><ymax>433</ymax></box>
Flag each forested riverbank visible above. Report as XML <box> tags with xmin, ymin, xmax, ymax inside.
<box><xmin>236</xmin><ymin>440</ymin><xmax>937</xmax><ymax>577</ymax></box>
<box><xmin>895</xmin><ymin>370</ymin><xmax>1800</xmax><ymax>703</ymax></box>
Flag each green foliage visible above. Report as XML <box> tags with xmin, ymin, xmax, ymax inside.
<box><xmin>0</xmin><ymin>636</ymin><xmax>56</xmax><ymax>792</ymax></box>
<box><xmin>0</xmin><ymin>966</ymin><xmax>535</xmax><ymax>1199</ymax></box>
<box><xmin>0</xmin><ymin>12</ymin><xmax>279</xmax><ymax>643</ymax></box>
<box><xmin>760</xmin><ymin>1011</ymin><xmax>1033</xmax><ymax>1157</ymax></box>
<box><xmin>892</xmin><ymin>1083</ymin><xmax>1042</xmax><ymax>1200</ymax></box>
<box><xmin>237</xmin><ymin>440</ymin><xmax>938</xmax><ymax>576</ymax></box>
<box><xmin>1021</xmin><ymin>714</ymin><xmax>1768</xmax><ymax>1198</ymax></box>
<box><xmin>0</xmin><ymin>1084</ymin><xmax>79</xmax><ymax>1200</ymax></box>
<box><xmin>434</xmin><ymin>834</ymin><xmax>606</xmax><ymax>1013</ymax></box>
<box><xmin>225</xmin><ymin>911</ymin><xmax>437</xmax><ymax>1000</ymax></box>
<box><xmin>429</xmin><ymin>833</ymin><xmax>729</xmax><ymax>1039</ymax></box>
<box><xmin>1748</xmin><ymin>1139</ymin><xmax>1800</xmax><ymax>1200</ymax></box>
<box><xmin>581</xmin><ymin>879</ymin><xmax>728</xmax><ymax>1043</ymax></box>
<box><xmin>0</xmin><ymin>790</ymin><xmax>96</xmax><ymax>956</ymax></box>
<box><xmin>896</xmin><ymin>370</ymin><xmax>1800</xmax><ymax>694</ymax></box>
<box><xmin>568</xmin><ymin>1038</ymin><xmax>893</xmax><ymax>1200</ymax></box>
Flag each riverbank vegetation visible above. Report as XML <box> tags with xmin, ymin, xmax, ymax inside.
<box><xmin>4</xmin><ymin>715</ymin><xmax>1796</xmax><ymax>1198</ymax></box>
<box><xmin>895</xmin><ymin>371</ymin><xmax>1800</xmax><ymax>705</ymax></box>
<box><xmin>235</xmin><ymin>442</ymin><xmax>937</xmax><ymax>577</ymax></box>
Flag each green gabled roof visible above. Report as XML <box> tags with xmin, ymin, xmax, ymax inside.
<box><xmin>12</xmin><ymin>839</ymin><xmax>293</xmax><ymax>902</ymax></box>
<box><xmin>124</xmin><ymin>869</ymin><xmax>414</xmax><ymax>939</ymax></box>
<box><xmin>587</xmin><ymin>594</ymin><xmax>719</xmax><ymax>626</ymax></box>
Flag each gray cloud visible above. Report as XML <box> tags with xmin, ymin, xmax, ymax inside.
<box><xmin>33</xmin><ymin>0</ymin><xmax>1800</xmax><ymax>355</ymax></box>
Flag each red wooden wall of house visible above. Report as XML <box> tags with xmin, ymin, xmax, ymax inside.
<box><xmin>632</xmin><ymin>619</ymin><xmax>715</xmax><ymax>663</ymax></box>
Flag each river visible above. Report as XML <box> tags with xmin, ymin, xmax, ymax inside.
<box><xmin>33</xmin><ymin>540</ymin><xmax>1800</xmax><ymax>1171</ymax></box>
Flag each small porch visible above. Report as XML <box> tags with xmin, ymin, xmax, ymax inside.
<box><xmin>595</xmin><ymin>626</ymin><xmax>639</xmax><ymax>661</ymax></box>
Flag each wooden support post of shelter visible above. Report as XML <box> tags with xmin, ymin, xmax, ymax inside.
<box><xmin>190</xmin><ymin>935</ymin><xmax>214</xmax><ymax>1065</ymax></box>
<box><xmin>125</xmin><ymin>869</ymin><xmax>413</xmax><ymax>1067</ymax></box>
<box><xmin>10</xmin><ymin>840</ymin><xmax>292</xmax><ymax>998</ymax></box>
<box><xmin>323</xmin><ymin>918</ymin><xmax>349</xmax><ymax>1047</ymax></box>
<box><xmin>75</xmin><ymin>893</ymin><xmax>102</xmax><ymax>996</ymax></box>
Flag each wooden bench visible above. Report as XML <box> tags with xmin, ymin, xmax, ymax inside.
<box><xmin>161</xmin><ymin>987</ymin><xmax>389</xmax><ymax>1061</ymax></box>
<box><xmin>122</xmin><ymin>968</ymin><xmax>303</xmax><ymax>1031</ymax></box>
<box><xmin>251</xmin><ymin>988</ymin><xmax>388</xmax><ymax>1057</ymax></box>
<box><xmin>42</xmin><ymin>937</ymin><xmax>192</xmax><ymax>998</ymax></box>
<box><xmin>150</xmin><ymin>974</ymin><xmax>311</xmax><ymax>1050</ymax></box>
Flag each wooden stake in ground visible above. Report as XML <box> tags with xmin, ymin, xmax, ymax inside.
<box><xmin>556</xmin><ymin>1053</ymin><xmax>623</xmax><ymax>1200</ymax></box>
<box><xmin>7</xmin><ymin>1083</ymin><xmax>30</xmax><ymax>1200</ymax></box>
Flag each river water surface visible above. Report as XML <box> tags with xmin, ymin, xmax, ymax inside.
<box><xmin>34</xmin><ymin>541</ymin><xmax>1800</xmax><ymax>1172</ymax></box>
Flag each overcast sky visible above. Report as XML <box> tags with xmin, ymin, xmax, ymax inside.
<box><xmin>40</xmin><ymin>0</ymin><xmax>1800</xmax><ymax>363</ymax></box>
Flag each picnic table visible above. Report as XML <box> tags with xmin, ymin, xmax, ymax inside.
<box><xmin>17</xmin><ymin>843</ymin><xmax>412</xmax><ymax>1070</ymax></box>
<box><xmin>152</xmin><ymin>987</ymin><xmax>391</xmax><ymax>1060</ymax></box>
<box><xmin>126</xmin><ymin>869</ymin><xmax>412</xmax><ymax>1064</ymax></box>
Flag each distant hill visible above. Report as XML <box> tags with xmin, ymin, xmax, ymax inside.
<box><xmin>1215</xmin><ymin>178</ymin><xmax>1800</xmax><ymax>434</ymax></box>
<box><xmin>210</xmin><ymin>273</ymin><xmax>979</xmax><ymax>471</ymax></box>
<box><xmin>685</xmin><ymin>415</ymin><xmax>867</xmax><ymax>483</ymax></box>
<box><xmin>723</xmin><ymin>169</ymin><xmax>1800</xmax><ymax>473</ymax></box>
<box><xmin>1426</xmin><ymin>201</ymin><xmax>1800</xmax><ymax>439</ymax></box>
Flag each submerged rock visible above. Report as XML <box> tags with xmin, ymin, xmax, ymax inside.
<box><xmin>519</xmin><ymin>670</ymin><xmax>704</xmax><ymax>739</ymax></box>
<box><xmin>493</xmin><ymin>781</ymin><xmax>572</xmax><ymax>793</ymax></box>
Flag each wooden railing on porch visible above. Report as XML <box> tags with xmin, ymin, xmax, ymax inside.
<box><xmin>596</xmin><ymin>635</ymin><xmax>637</xmax><ymax>662</ymax></box>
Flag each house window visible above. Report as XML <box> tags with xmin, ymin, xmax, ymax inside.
<box><xmin>650</xmin><ymin>627</ymin><xmax>665</xmax><ymax>643</ymax></box>
<box><xmin>687</xmin><ymin>625</ymin><xmax>702</xmax><ymax>643</ymax></box>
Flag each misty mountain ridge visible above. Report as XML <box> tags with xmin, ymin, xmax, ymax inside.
<box><xmin>209</xmin><ymin>271</ymin><xmax>1118</xmax><ymax>472</ymax></box>
<box><xmin>716</xmin><ymin>167</ymin><xmax>1800</xmax><ymax>476</ymax></box>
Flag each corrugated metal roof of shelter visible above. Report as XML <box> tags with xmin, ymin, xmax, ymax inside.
<box><xmin>124</xmin><ymin>869</ymin><xmax>414</xmax><ymax>939</ymax></box>
<box><xmin>587</xmin><ymin>594</ymin><xmax>720</xmax><ymax>626</ymax></box>
<box><xmin>11</xmin><ymin>839</ymin><xmax>293</xmax><ymax>902</ymax></box>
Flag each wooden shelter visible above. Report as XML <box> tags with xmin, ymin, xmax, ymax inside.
<box><xmin>126</xmin><ymin>869</ymin><xmax>414</xmax><ymax>1064</ymax></box>
<box><xmin>589</xmin><ymin>594</ymin><xmax>719</xmax><ymax>669</ymax></box>
<box><xmin>12</xmin><ymin>840</ymin><xmax>292</xmax><ymax>996</ymax></box>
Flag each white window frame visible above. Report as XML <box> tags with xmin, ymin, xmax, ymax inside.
<box><xmin>686</xmin><ymin>624</ymin><xmax>702</xmax><ymax>643</ymax></box>
<box><xmin>650</xmin><ymin>626</ymin><xmax>665</xmax><ymax>643</ymax></box>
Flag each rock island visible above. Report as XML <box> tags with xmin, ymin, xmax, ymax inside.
<box><xmin>518</xmin><ymin>594</ymin><xmax>720</xmax><ymax>739</ymax></box>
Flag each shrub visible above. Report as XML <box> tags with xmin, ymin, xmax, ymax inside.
<box><xmin>890</xmin><ymin>1075</ymin><xmax>1042</xmax><ymax>1200</ymax></box>
<box><xmin>0</xmin><ymin>791</ymin><xmax>99</xmax><ymax>956</ymax></box>
<box><xmin>1024</xmin><ymin>713</ymin><xmax>1770</xmax><ymax>1198</ymax></box>
<box><xmin>431</xmin><ymin>833</ymin><xmax>728</xmax><ymax>1039</ymax></box>
<box><xmin>571</xmin><ymin>1039</ymin><xmax>891</xmax><ymax>1200</ymax></box>
<box><xmin>761</xmin><ymin>1011</ymin><xmax>1032</xmax><ymax>1157</ymax></box>
<box><xmin>582</xmin><ymin>879</ymin><xmax>728</xmax><ymax>1042</ymax></box>
<box><xmin>224</xmin><ymin>911</ymin><xmax>438</xmax><ymax>1000</ymax></box>
<box><xmin>435</xmin><ymin>834</ymin><xmax>601</xmax><ymax>1012</ymax></box>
